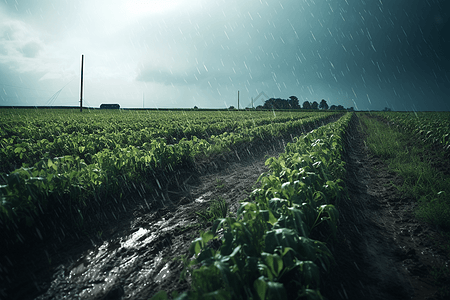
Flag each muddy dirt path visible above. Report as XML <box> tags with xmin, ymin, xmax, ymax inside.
<box><xmin>322</xmin><ymin>114</ymin><xmax>448</xmax><ymax>300</ymax></box>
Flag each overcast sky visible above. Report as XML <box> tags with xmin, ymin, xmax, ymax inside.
<box><xmin>0</xmin><ymin>0</ymin><xmax>449</xmax><ymax>110</ymax></box>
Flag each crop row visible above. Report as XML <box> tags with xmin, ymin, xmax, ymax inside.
<box><xmin>0</xmin><ymin>109</ymin><xmax>325</xmax><ymax>141</ymax></box>
<box><xmin>158</xmin><ymin>113</ymin><xmax>352</xmax><ymax>300</ymax></box>
<box><xmin>0</xmin><ymin>110</ymin><xmax>337</xmax><ymax>173</ymax></box>
<box><xmin>373</xmin><ymin>111</ymin><xmax>450</xmax><ymax>149</ymax></box>
<box><xmin>0</xmin><ymin>110</ymin><xmax>339</xmax><ymax>242</ymax></box>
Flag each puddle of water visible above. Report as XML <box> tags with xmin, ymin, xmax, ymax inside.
<box><xmin>154</xmin><ymin>263</ymin><xmax>170</xmax><ymax>283</ymax></box>
<box><xmin>40</xmin><ymin>206</ymin><xmax>191</xmax><ymax>298</ymax></box>
<box><xmin>122</xmin><ymin>227</ymin><xmax>152</xmax><ymax>248</ymax></box>
<box><xmin>195</xmin><ymin>196</ymin><xmax>208</xmax><ymax>203</ymax></box>
<box><xmin>69</xmin><ymin>260</ymin><xmax>88</xmax><ymax>279</ymax></box>
<box><xmin>154</xmin><ymin>218</ymin><xmax>168</xmax><ymax>228</ymax></box>
<box><xmin>152</xmin><ymin>252</ymin><xmax>164</xmax><ymax>271</ymax></box>
<box><xmin>79</xmin><ymin>283</ymin><xmax>105</xmax><ymax>299</ymax></box>
<box><xmin>195</xmin><ymin>191</ymin><xmax>213</xmax><ymax>203</ymax></box>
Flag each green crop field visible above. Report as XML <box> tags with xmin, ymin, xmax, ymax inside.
<box><xmin>1</xmin><ymin>109</ymin><xmax>449</xmax><ymax>299</ymax></box>
<box><xmin>170</xmin><ymin>113</ymin><xmax>351</xmax><ymax>300</ymax></box>
<box><xmin>0</xmin><ymin>109</ymin><xmax>339</xmax><ymax>234</ymax></box>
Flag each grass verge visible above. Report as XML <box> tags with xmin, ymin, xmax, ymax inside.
<box><xmin>359</xmin><ymin>113</ymin><xmax>450</xmax><ymax>230</ymax></box>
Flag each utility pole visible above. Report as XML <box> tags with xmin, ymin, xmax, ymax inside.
<box><xmin>80</xmin><ymin>54</ymin><xmax>84</xmax><ymax>112</ymax></box>
<box><xmin>238</xmin><ymin>90</ymin><xmax>240</xmax><ymax>110</ymax></box>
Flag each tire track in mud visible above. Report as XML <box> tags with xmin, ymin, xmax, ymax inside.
<box><xmin>322</xmin><ymin>114</ymin><xmax>447</xmax><ymax>300</ymax></box>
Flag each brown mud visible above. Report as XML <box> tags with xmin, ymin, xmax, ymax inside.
<box><xmin>1</xmin><ymin>113</ymin><xmax>449</xmax><ymax>299</ymax></box>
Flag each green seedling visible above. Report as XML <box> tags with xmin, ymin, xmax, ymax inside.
<box><xmin>196</xmin><ymin>197</ymin><xmax>229</xmax><ymax>227</ymax></box>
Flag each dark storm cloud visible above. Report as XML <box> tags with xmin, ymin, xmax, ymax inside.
<box><xmin>0</xmin><ymin>0</ymin><xmax>448</xmax><ymax>110</ymax></box>
<box><xmin>133</xmin><ymin>0</ymin><xmax>327</xmax><ymax>99</ymax></box>
<box><xmin>286</xmin><ymin>0</ymin><xmax>450</xmax><ymax>110</ymax></box>
<box><xmin>136</xmin><ymin>68</ymin><xmax>206</xmax><ymax>86</ymax></box>
<box><xmin>0</xmin><ymin>63</ymin><xmax>53</xmax><ymax>105</ymax></box>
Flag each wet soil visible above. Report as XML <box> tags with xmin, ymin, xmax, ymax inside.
<box><xmin>1</xmin><ymin>113</ymin><xmax>449</xmax><ymax>299</ymax></box>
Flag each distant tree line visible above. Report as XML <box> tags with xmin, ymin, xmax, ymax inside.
<box><xmin>260</xmin><ymin>96</ymin><xmax>353</xmax><ymax>111</ymax></box>
<box><xmin>262</xmin><ymin>96</ymin><xmax>300</xmax><ymax>109</ymax></box>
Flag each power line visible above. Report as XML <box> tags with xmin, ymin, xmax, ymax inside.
<box><xmin>45</xmin><ymin>78</ymin><xmax>76</xmax><ymax>106</ymax></box>
<box><xmin>0</xmin><ymin>83</ymin><xmax>54</xmax><ymax>93</ymax></box>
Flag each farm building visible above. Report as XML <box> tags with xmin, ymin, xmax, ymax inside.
<box><xmin>100</xmin><ymin>104</ymin><xmax>120</xmax><ymax>109</ymax></box>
